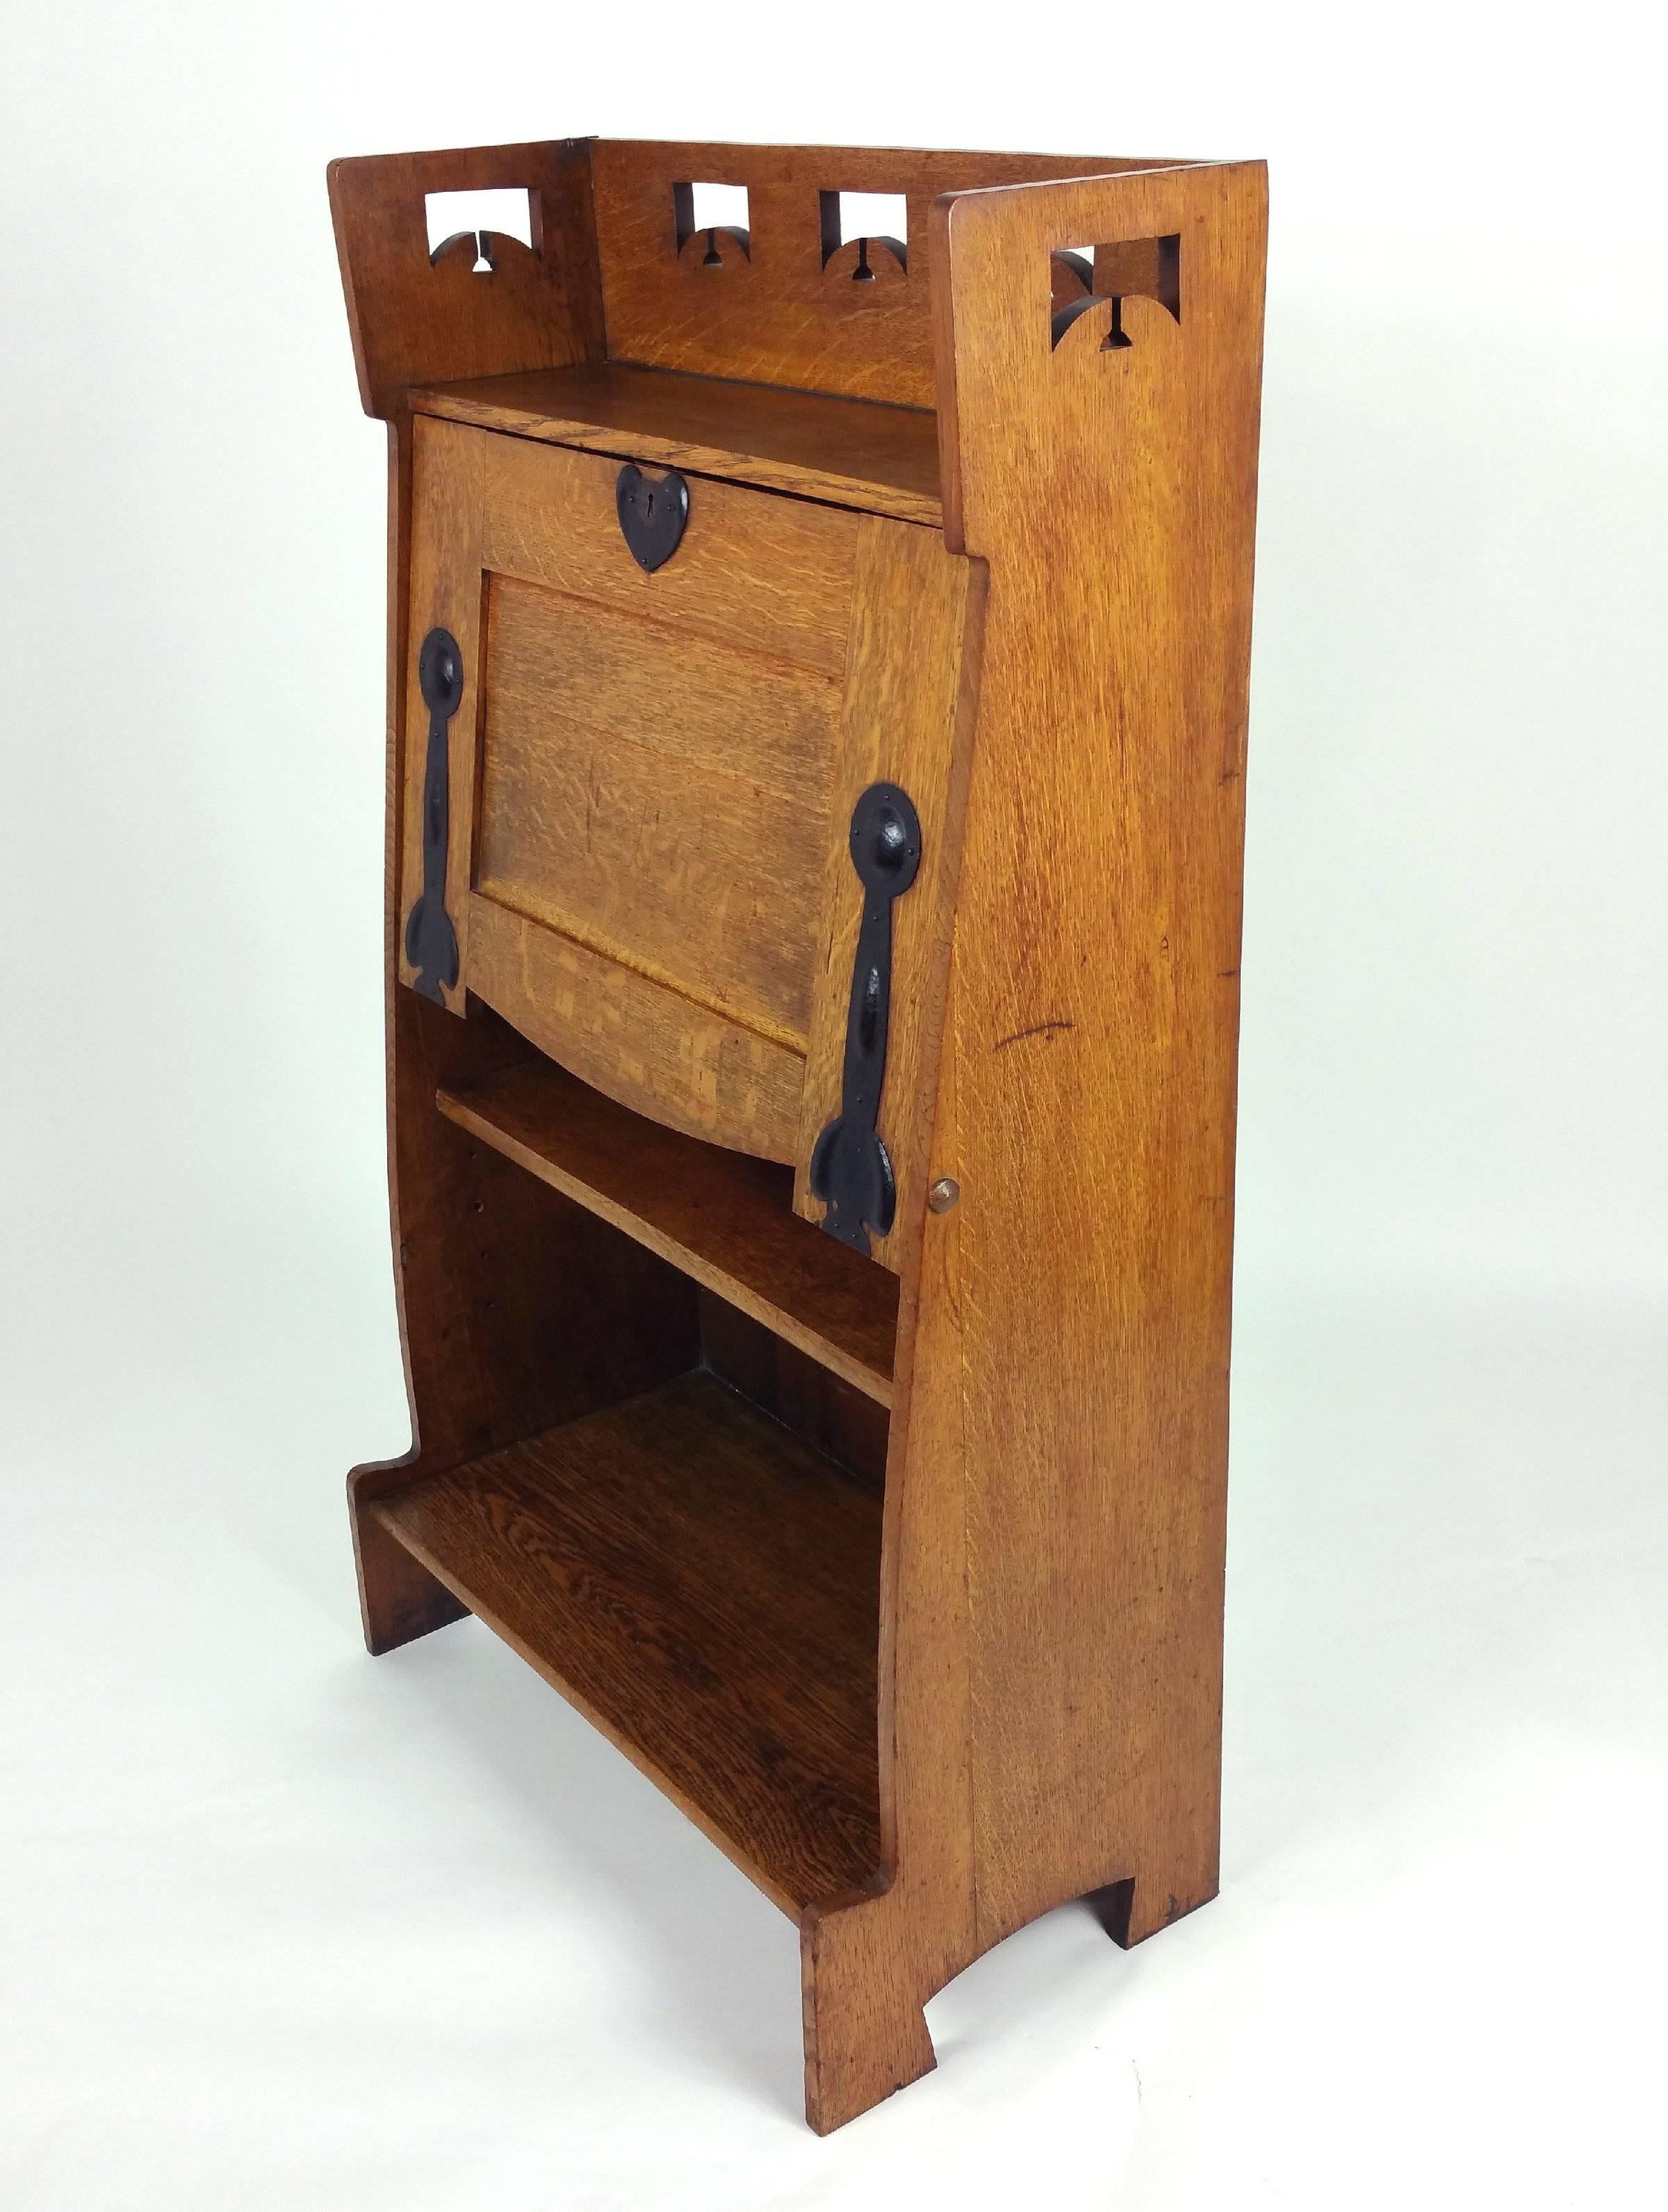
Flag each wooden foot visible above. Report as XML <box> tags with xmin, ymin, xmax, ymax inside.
<box><xmin>350</xmin><ymin>1468</ymin><xmax>468</xmax><ymax>1654</ymax></box>
<box><xmin>800</xmin><ymin>1900</ymin><xmax>936</xmax><ymax>2134</ymax></box>
<box><xmin>1086</xmin><ymin>1869</ymin><xmax>1218</xmax><ymax>1948</ymax></box>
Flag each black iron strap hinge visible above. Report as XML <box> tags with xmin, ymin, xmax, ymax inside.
<box><xmin>403</xmin><ymin>627</ymin><xmax>463</xmax><ymax>1003</ymax></box>
<box><xmin>810</xmin><ymin>782</ymin><xmax>922</xmax><ymax>1255</ymax></box>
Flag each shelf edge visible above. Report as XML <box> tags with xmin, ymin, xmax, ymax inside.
<box><xmin>409</xmin><ymin>386</ymin><xmax>944</xmax><ymax>529</ymax></box>
<box><xmin>436</xmin><ymin>1081</ymin><xmax>894</xmax><ymax>1409</ymax></box>
<box><xmin>370</xmin><ymin>1486</ymin><xmax>810</xmax><ymax>1919</ymax></box>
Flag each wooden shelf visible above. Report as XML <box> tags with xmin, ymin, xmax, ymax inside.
<box><xmin>409</xmin><ymin>361</ymin><xmax>942</xmax><ymax>527</ymax></box>
<box><xmin>372</xmin><ymin>1370</ymin><xmax>883</xmax><ymax>1913</ymax></box>
<box><xmin>437</xmin><ymin>1058</ymin><xmax>898</xmax><ymax>1407</ymax></box>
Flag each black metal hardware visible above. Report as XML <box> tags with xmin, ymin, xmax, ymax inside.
<box><xmin>810</xmin><ymin>782</ymin><xmax>922</xmax><ymax>1254</ymax></box>
<box><xmin>402</xmin><ymin>626</ymin><xmax>463</xmax><ymax>1003</ymax></box>
<box><xmin>616</xmin><ymin>464</ymin><xmax>689</xmax><ymax>572</ymax></box>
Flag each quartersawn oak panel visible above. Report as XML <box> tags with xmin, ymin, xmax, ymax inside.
<box><xmin>436</xmin><ymin>1057</ymin><xmax>898</xmax><ymax>1407</ymax></box>
<box><xmin>372</xmin><ymin>1370</ymin><xmax>885</xmax><ymax>1914</ymax></box>
<box><xmin>409</xmin><ymin>361</ymin><xmax>944</xmax><ymax>526</ymax></box>
<box><xmin>924</xmin><ymin>165</ymin><xmax>1265</xmax><ymax>1956</ymax></box>
<box><xmin>477</xmin><ymin>573</ymin><xmax>840</xmax><ymax>1048</ymax></box>
<box><xmin>464</xmin><ymin>894</ymin><xmax>806</xmax><ymax>1163</ymax></box>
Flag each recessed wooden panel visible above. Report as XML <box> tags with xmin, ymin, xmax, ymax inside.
<box><xmin>476</xmin><ymin>575</ymin><xmax>840</xmax><ymax>1047</ymax></box>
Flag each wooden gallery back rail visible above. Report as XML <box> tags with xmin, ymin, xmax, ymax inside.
<box><xmin>327</xmin><ymin>136</ymin><xmax>1267</xmax><ymax>2133</ymax></box>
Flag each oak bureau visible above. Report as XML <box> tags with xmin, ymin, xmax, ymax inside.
<box><xmin>328</xmin><ymin>137</ymin><xmax>1267</xmax><ymax>2131</ymax></box>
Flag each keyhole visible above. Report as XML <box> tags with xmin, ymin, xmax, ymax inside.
<box><xmin>857</xmin><ymin>962</ymin><xmax>881</xmax><ymax>1054</ymax></box>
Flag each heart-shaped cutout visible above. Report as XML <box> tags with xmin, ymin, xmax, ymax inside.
<box><xmin>615</xmin><ymin>464</ymin><xmax>689</xmax><ymax>573</ymax></box>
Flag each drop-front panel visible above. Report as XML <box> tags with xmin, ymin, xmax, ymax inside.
<box><xmin>398</xmin><ymin>411</ymin><xmax>983</xmax><ymax>1269</ymax></box>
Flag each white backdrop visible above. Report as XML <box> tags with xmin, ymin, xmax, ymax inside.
<box><xmin>3</xmin><ymin>4</ymin><xmax>1664</xmax><ymax>2206</ymax></box>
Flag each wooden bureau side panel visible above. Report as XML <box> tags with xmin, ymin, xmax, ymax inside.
<box><xmin>472</xmin><ymin>422</ymin><xmax>859</xmax><ymax>678</ymax></box>
<box><xmin>793</xmin><ymin>519</ymin><xmax>987</xmax><ymax>1276</ymax></box>
<box><xmin>397</xmin><ymin>418</ymin><xmax>485</xmax><ymax>1013</ymax></box>
<box><xmin>796</xmin><ymin>158</ymin><xmax>1266</xmax><ymax>2133</ymax></box>
<box><xmin>464</xmin><ymin>893</ymin><xmax>806</xmax><ymax>1163</ymax></box>
<box><xmin>328</xmin><ymin>140</ymin><xmax>605</xmax><ymax>420</ymax></box>
<box><xmin>929</xmin><ymin>164</ymin><xmax>1267</xmax><ymax>1949</ymax></box>
<box><xmin>477</xmin><ymin>575</ymin><xmax>841</xmax><ymax>1049</ymax></box>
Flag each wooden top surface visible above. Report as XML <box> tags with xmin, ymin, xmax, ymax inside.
<box><xmin>373</xmin><ymin>1370</ymin><xmax>884</xmax><ymax>1914</ymax></box>
<box><xmin>409</xmin><ymin>361</ymin><xmax>943</xmax><ymax>526</ymax></box>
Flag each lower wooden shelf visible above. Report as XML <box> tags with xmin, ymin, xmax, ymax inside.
<box><xmin>371</xmin><ymin>1369</ymin><xmax>884</xmax><ymax>1915</ymax></box>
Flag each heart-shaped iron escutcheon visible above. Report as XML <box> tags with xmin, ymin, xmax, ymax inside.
<box><xmin>616</xmin><ymin>464</ymin><xmax>690</xmax><ymax>573</ymax></box>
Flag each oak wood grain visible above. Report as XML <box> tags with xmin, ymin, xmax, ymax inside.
<box><xmin>436</xmin><ymin>1058</ymin><xmax>898</xmax><ymax>1406</ymax></box>
<box><xmin>792</xmin><ymin>517</ymin><xmax>986</xmax><ymax>1272</ymax></box>
<box><xmin>411</xmin><ymin>361</ymin><xmax>944</xmax><ymax>525</ymax></box>
<box><xmin>329</xmin><ymin>142</ymin><xmax>605</xmax><ymax>419</ymax></box>
<box><xmin>591</xmin><ymin>141</ymin><xmax>1179</xmax><ymax>406</ymax></box>
<box><xmin>929</xmin><ymin>162</ymin><xmax>1266</xmax><ymax>1952</ymax></box>
<box><xmin>372</xmin><ymin>1370</ymin><xmax>884</xmax><ymax>1914</ymax></box>
<box><xmin>473</xmin><ymin>416</ymin><xmax>860</xmax><ymax>678</ymax></box>
<box><xmin>797</xmin><ymin>158</ymin><xmax>1266</xmax><ymax>2132</ymax></box>
<box><xmin>477</xmin><ymin>573</ymin><xmax>840</xmax><ymax>1049</ymax></box>
<box><xmin>463</xmin><ymin>894</ymin><xmax>807</xmax><ymax>1163</ymax></box>
<box><xmin>698</xmin><ymin>1291</ymin><xmax>892</xmax><ymax>1489</ymax></box>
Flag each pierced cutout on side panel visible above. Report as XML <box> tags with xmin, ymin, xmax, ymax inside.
<box><xmin>819</xmin><ymin>190</ymin><xmax>908</xmax><ymax>284</ymax></box>
<box><xmin>425</xmin><ymin>188</ymin><xmax>535</xmax><ymax>274</ymax></box>
<box><xmin>1050</xmin><ymin>249</ymin><xmax>1095</xmax><ymax>311</ymax></box>
<box><xmin>1049</xmin><ymin>234</ymin><xmax>1182</xmax><ymax>350</ymax></box>
<box><xmin>673</xmin><ymin>181</ymin><xmax>751</xmax><ymax>268</ymax></box>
